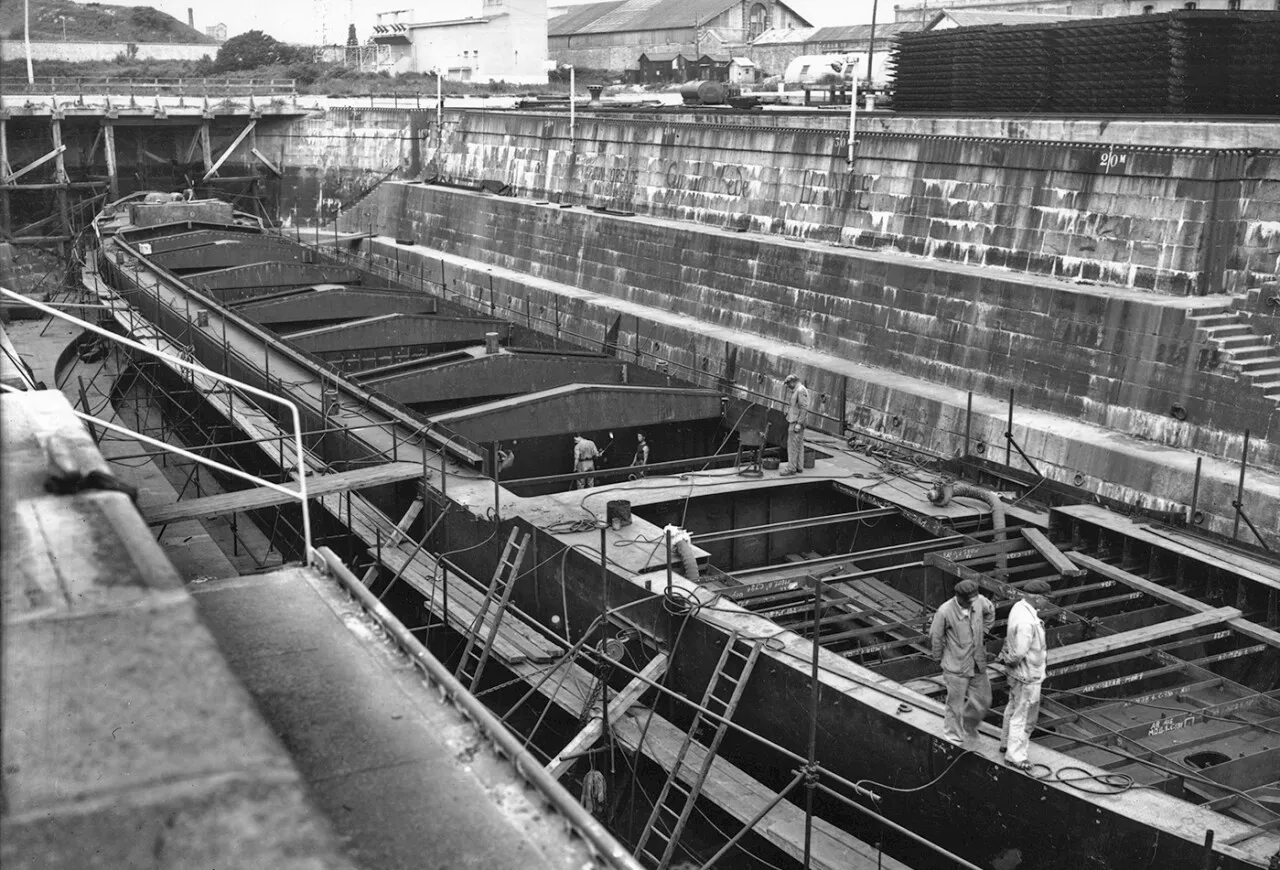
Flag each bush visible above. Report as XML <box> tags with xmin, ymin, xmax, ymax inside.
<box><xmin>213</xmin><ymin>30</ymin><xmax>301</xmax><ymax>73</ymax></box>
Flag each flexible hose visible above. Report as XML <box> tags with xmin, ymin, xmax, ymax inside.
<box><xmin>933</xmin><ymin>482</ymin><xmax>1008</xmax><ymax>574</ymax></box>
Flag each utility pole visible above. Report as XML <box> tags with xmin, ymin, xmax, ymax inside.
<box><xmin>23</xmin><ymin>0</ymin><xmax>34</xmax><ymax>85</ymax></box>
<box><xmin>865</xmin><ymin>0</ymin><xmax>879</xmax><ymax>86</ymax></box>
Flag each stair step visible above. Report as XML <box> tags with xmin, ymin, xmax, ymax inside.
<box><xmin>1229</xmin><ymin>347</ymin><xmax>1277</xmax><ymax>361</ymax></box>
<box><xmin>1240</xmin><ymin>358</ymin><xmax>1280</xmax><ymax>372</ymax></box>
<box><xmin>1187</xmin><ymin>308</ymin><xmax>1233</xmax><ymax>320</ymax></box>
<box><xmin>1244</xmin><ymin>367</ymin><xmax>1280</xmax><ymax>380</ymax></box>
<box><xmin>1204</xmin><ymin>326</ymin><xmax>1253</xmax><ymax>339</ymax></box>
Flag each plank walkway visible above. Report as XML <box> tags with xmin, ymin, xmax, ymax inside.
<box><xmin>140</xmin><ymin>461</ymin><xmax>423</xmax><ymax>525</ymax></box>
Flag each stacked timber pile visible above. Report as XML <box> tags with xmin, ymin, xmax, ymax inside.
<box><xmin>891</xmin><ymin>10</ymin><xmax>1280</xmax><ymax>114</ymax></box>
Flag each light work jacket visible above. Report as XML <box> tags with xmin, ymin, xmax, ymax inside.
<box><xmin>1001</xmin><ymin>598</ymin><xmax>1047</xmax><ymax>684</ymax></box>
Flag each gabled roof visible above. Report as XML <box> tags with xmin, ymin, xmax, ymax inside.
<box><xmin>699</xmin><ymin>51</ymin><xmax>732</xmax><ymax>63</ymax></box>
<box><xmin>925</xmin><ymin>10</ymin><xmax>1091</xmax><ymax>29</ymax></box>
<box><xmin>552</xmin><ymin>0</ymin><xmax>810</xmax><ymax>36</ymax></box>
<box><xmin>639</xmin><ymin>50</ymin><xmax>687</xmax><ymax>61</ymax></box>
<box><xmin>548</xmin><ymin>0</ymin><xmax>627</xmax><ymax>36</ymax></box>
<box><xmin>752</xmin><ymin>22</ymin><xmax>918</xmax><ymax>46</ymax></box>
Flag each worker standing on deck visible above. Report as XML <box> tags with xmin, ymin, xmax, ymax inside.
<box><xmin>572</xmin><ymin>434</ymin><xmax>599</xmax><ymax>489</ymax></box>
<box><xmin>998</xmin><ymin>578</ymin><xmax>1051</xmax><ymax>770</ymax></box>
<box><xmin>930</xmin><ymin>578</ymin><xmax>996</xmax><ymax>745</ymax></box>
<box><xmin>779</xmin><ymin>373</ymin><xmax>810</xmax><ymax>476</ymax></box>
<box><xmin>632</xmin><ymin>432</ymin><xmax>650</xmax><ymax>476</ymax></box>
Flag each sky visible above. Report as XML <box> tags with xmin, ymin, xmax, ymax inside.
<box><xmin>100</xmin><ymin>0</ymin><xmax>872</xmax><ymax>45</ymax></box>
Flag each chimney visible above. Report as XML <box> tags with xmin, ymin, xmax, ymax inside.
<box><xmin>187</xmin><ymin>8</ymin><xmax>194</xmax><ymax>27</ymax></box>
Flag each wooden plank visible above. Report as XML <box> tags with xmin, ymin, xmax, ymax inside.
<box><xmin>611</xmin><ymin>712</ymin><xmax>910</xmax><ymax>870</ymax></box>
<box><xmin>381</xmin><ymin>546</ymin><xmax>560</xmax><ymax>666</ymax></box>
<box><xmin>250</xmin><ymin>147</ymin><xmax>282</xmax><ymax>176</ymax></box>
<box><xmin>5</xmin><ymin>144</ymin><xmax>66</xmax><ymax>183</ymax></box>
<box><xmin>140</xmin><ymin>461</ymin><xmax>422</xmax><ymax>525</ymax></box>
<box><xmin>1022</xmin><ymin>527</ymin><xmax>1085</xmax><ymax>577</ymax></box>
<box><xmin>1058</xmin><ymin>504</ymin><xmax>1280</xmax><ymax>590</ymax></box>
<box><xmin>1046</xmin><ymin>607</ymin><xmax>1240</xmax><ymax>667</ymax></box>
<box><xmin>545</xmin><ymin>653</ymin><xmax>669</xmax><ymax>779</ymax></box>
<box><xmin>1069</xmin><ymin>552</ymin><xmax>1280</xmax><ymax>652</ymax></box>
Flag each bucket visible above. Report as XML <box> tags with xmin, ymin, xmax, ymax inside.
<box><xmin>803</xmin><ymin>448</ymin><xmax>816</xmax><ymax>469</ymax></box>
<box><xmin>606</xmin><ymin>499</ymin><xmax>633</xmax><ymax>529</ymax></box>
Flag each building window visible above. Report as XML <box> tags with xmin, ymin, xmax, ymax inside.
<box><xmin>747</xmin><ymin>3</ymin><xmax>768</xmax><ymax>41</ymax></box>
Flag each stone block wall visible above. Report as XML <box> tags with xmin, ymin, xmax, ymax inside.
<box><xmin>348</xmin><ymin>183</ymin><xmax>1279</xmax><ymax>465</ymax></box>
<box><xmin>431</xmin><ymin>111</ymin><xmax>1280</xmax><ymax>296</ymax></box>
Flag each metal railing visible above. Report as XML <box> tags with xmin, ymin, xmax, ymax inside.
<box><xmin>0</xmin><ymin>285</ymin><xmax>313</xmax><ymax>559</ymax></box>
<box><xmin>11</xmin><ymin>77</ymin><xmax>298</xmax><ymax>96</ymax></box>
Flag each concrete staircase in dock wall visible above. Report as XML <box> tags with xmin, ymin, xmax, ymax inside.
<box><xmin>1188</xmin><ymin>305</ymin><xmax>1280</xmax><ymax>403</ymax></box>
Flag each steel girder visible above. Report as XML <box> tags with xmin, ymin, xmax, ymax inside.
<box><xmin>286</xmin><ymin>313</ymin><xmax>511</xmax><ymax>354</ymax></box>
<box><xmin>363</xmin><ymin>349</ymin><xmax>628</xmax><ymax>405</ymax></box>
<box><xmin>232</xmin><ymin>288</ymin><xmax>439</xmax><ymax>324</ymax></box>
<box><xmin>428</xmin><ymin>384</ymin><xmax>723</xmax><ymax>443</ymax></box>
<box><xmin>129</xmin><ymin>228</ymin><xmax>271</xmax><ymax>254</ymax></box>
<box><xmin>149</xmin><ymin>239</ymin><xmax>311</xmax><ymax>271</ymax></box>
<box><xmin>185</xmin><ymin>262</ymin><xmax>364</xmax><ymax>298</ymax></box>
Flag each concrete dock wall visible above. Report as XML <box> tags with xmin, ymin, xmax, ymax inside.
<box><xmin>257</xmin><ymin>108</ymin><xmax>430</xmax><ymax>227</ymax></box>
<box><xmin>351</xmin><ymin>184</ymin><xmax>1279</xmax><ymax>468</ymax></box>
<box><xmin>429</xmin><ymin>111</ymin><xmax>1280</xmax><ymax>296</ymax></box>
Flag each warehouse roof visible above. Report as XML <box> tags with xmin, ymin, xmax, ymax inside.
<box><xmin>551</xmin><ymin>0</ymin><xmax>810</xmax><ymax>36</ymax></box>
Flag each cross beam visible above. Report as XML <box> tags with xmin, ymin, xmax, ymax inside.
<box><xmin>202</xmin><ymin>120</ymin><xmax>256</xmax><ymax>181</ymax></box>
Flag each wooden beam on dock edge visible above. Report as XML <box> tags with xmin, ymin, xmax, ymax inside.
<box><xmin>546</xmin><ymin>653</ymin><xmax>668</xmax><ymax>780</ymax></box>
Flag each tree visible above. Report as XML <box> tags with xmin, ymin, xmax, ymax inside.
<box><xmin>213</xmin><ymin>30</ymin><xmax>299</xmax><ymax>72</ymax></box>
<box><xmin>346</xmin><ymin>24</ymin><xmax>357</xmax><ymax>47</ymax></box>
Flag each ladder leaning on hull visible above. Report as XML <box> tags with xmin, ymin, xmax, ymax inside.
<box><xmin>634</xmin><ymin>631</ymin><xmax>763</xmax><ymax>870</ymax></box>
<box><xmin>454</xmin><ymin>527</ymin><xmax>531</xmax><ymax>691</ymax></box>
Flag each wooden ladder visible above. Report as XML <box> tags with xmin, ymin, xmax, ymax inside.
<box><xmin>634</xmin><ymin>632</ymin><xmax>763</xmax><ymax>869</ymax></box>
<box><xmin>454</xmin><ymin>527</ymin><xmax>531</xmax><ymax>691</ymax></box>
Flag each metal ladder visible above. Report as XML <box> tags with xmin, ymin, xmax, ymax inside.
<box><xmin>454</xmin><ymin>527</ymin><xmax>531</xmax><ymax>691</ymax></box>
<box><xmin>634</xmin><ymin>632</ymin><xmax>763</xmax><ymax>869</ymax></box>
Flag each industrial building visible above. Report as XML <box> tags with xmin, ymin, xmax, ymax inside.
<box><xmin>371</xmin><ymin>0</ymin><xmax>549</xmax><ymax>82</ymax></box>
<box><xmin>548</xmin><ymin>0</ymin><xmax>812</xmax><ymax>73</ymax></box>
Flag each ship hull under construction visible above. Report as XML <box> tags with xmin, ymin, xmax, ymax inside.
<box><xmin>80</xmin><ymin>193</ymin><xmax>1280</xmax><ymax>870</ymax></box>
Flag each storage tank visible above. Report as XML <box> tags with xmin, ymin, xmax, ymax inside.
<box><xmin>783</xmin><ymin>54</ymin><xmax>856</xmax><ymax>86</ymax></box>
<box><xmin>679</xmin><ymin>79</ymin><xmax>728</xmax><ymax>105</ymax></box>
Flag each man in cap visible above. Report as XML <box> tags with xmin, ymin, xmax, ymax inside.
<box><xmin>571</xmin><ymin>434</ymin><xmax>599</xmax><ymax>489</ymax></box>
<box><xmin>998</xmin><ymin>578</ymin><xmax>1052</xmax><ymax>769</ymax></box>
<box><xmin>779</xmin><ymin>373</ymin><xmax>811</xmax><ymax>476</ymax></box>
<box><xmin>930</xmin><ymin>578</ymin><xmax>996</xmax><ymax>744</ymax></box>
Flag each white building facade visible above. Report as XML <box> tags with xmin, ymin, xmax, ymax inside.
<box><xmin>373</xmin><ymin>0</ymin><xmax>549</xmax><ymax>83</ymax></box>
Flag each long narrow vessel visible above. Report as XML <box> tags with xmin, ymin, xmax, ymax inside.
<box><xmin>86</xmin><ymin>191</ymin><xmax>1280</xmax><ymax>870</ymax></box>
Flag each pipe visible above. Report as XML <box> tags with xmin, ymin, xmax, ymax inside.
<box><xmin>316</xmin><ymin>547</ymin><xmax>644</xmax><ymax>870</ymax></box>
<box><xmin>928</xmin><ymin>481</ymin><xmax>1007</xmax><ymax>573</ymax></box>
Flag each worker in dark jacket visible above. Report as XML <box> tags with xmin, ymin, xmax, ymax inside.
<box><xmin>779</xmin><ymin>373</ymin><xmax>810</xmax><ymax>476</ymax></box>
<box><xmin>930</xmin><ymin>578</ymin><xmax>996</xmax><ymax>744</ymax></box>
